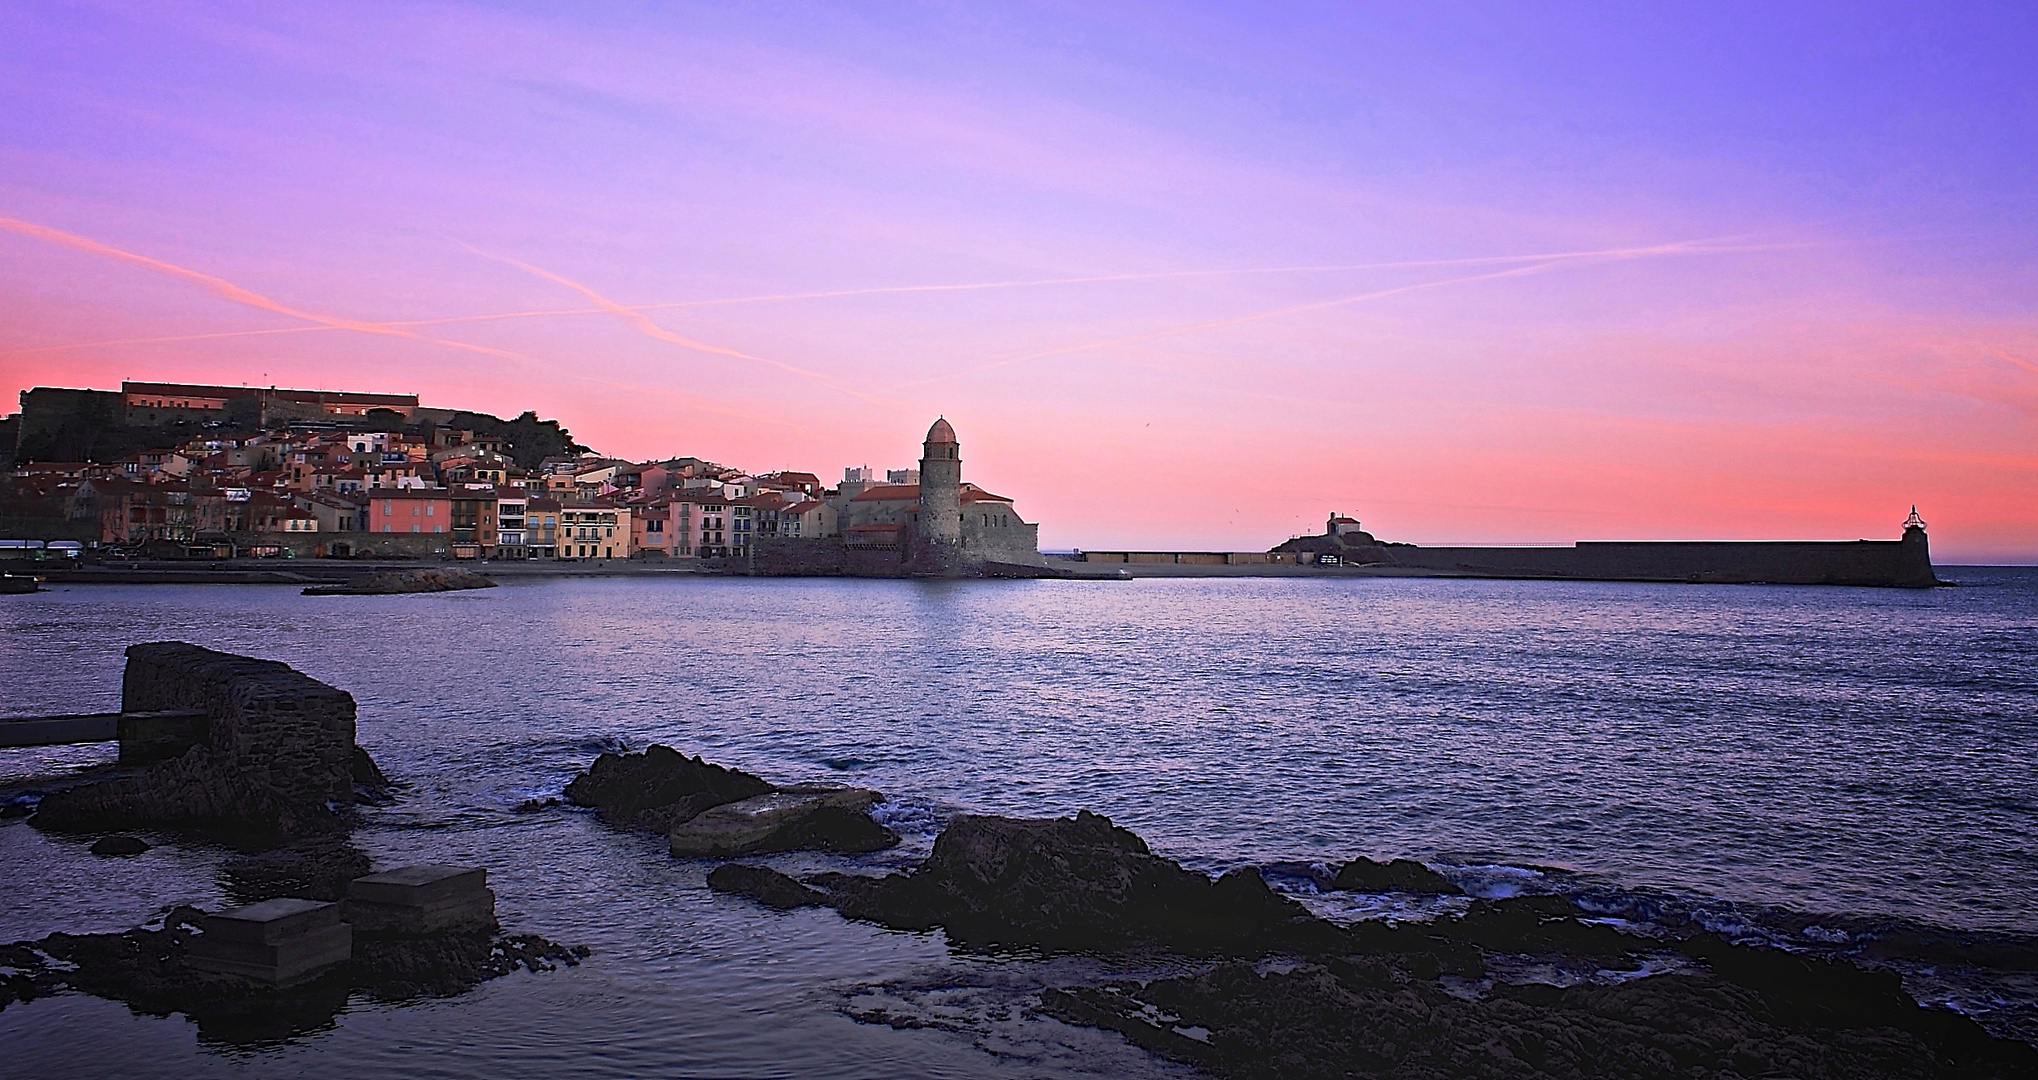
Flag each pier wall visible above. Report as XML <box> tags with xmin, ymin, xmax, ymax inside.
<box><xmin>33</xmin><ymin>643</ymin><xmax>365</xmax><ymax>837</ymax></box>
<box><xmin>1366</xmin><ymin>537</ymin><xmax>1936</xmax><ymax>587</ymax></box>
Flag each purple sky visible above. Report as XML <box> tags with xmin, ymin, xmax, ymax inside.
<box><xmin>2</xmin><ymin>2</ymin><xmax>2034</xmax><ymax>558</ymax></box>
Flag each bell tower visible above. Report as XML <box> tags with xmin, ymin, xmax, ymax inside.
<box><xmin>917</xmin><ymin>417</ymin><xmax>963</xmax><ymax>547</ymax></box>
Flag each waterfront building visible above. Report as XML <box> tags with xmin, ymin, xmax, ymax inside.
<box><xmin>369</xmin><ymin>488</ymin><xmax>454</xmax><ymax>535</ymax></box>
<box><xmin>557</xmin><ymin>499</ymin><xmax>629</xmax><ymax>560</ymax></box>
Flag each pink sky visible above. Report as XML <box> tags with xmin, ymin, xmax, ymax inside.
<box><xmin>2</xmin><ymin>4</ymin><xmax>2034</xmax><ymax>560</ymax></box>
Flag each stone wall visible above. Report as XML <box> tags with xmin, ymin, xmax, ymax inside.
<box><xmin>1363</xmin><ymin>536</ymin><xmax>1937</xmax><ymax>587</ymax></box>
<box><xmin>33</xmin><ymin>643</ymin><xmax>367</xmax><ymax>839</ymax></box>
<box><xmin>123</xmin><ymin>642</ymin><xmax>358</xmax><ymax>803</ymax></box>
<box><xmin>749</xmin><ymin>536</ymin><xmax>848</xmax><ymax>575</ymax></box>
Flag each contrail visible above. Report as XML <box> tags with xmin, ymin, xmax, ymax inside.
<box><xmin>9</xmin><ymin>235</ymin><xmax>1812</xmax><ymax>357</ymax></box>
<box><xmin>891</xmin><ymin>258</ymin><xmax>1582</xmax><ymax>389</ymax></box>
<box><xmin>452</xmin><ymin>240</ymin><xmax>899</xmax><ymax>408</ymax></box>
<box><xmin>0</xmin><ymin>216</ymin><xmax>535</xmax><ymax>363</ymax></box>
<box><xmin>1995</xmin><ymin>349</ymin><xmax>2038</xmax><ymax>376</ymax></box>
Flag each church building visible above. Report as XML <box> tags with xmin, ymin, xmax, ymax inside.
<box><xmin>835</xmin><ymin>418</ymin><xmax>1042</xmax><ymax>576</ymax></box>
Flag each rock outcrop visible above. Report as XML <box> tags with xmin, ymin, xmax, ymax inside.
<box><xmin>1038</xmin><ymin>956</ymin><xmax>2035</xmax><ymax>1080</ymax></box>
<box><xmin>668</xmin><ymin>785</ymin><xmax>896</xmax><ymax>857</ymax></box>
<box><xmin>794</xmin><ymin>811</ymin><xmax>1339</xmax><ymax>953</ymax></box>
<box><xmin>563</xmin><ymin>745</ymin><xmax>774</xmax><ymax>831</ymax></box>
<box><xmin>302</xmin><ymin>568</ymin><xmax>497</xmax><ymax>596</ymax></box>
<box><xmin>561</xmin><ymin>745</ymin><xmax>899</xmax><ymax>856</ymax></box>
<box><xmin>1</xmin><ymin>919</ymin><xmax>587</xmax><ymax>1042</ymax></box>
<box><xmin>706</xmin><ymin>810</ymin><xmax>2035</xmax><ymax>1077</ymax></box>
<box><xmin>707</xmin><ymin>864</ymin><xmax>830</xmax><ymax>910</ymax></box>
<box><xmin>1330</xmin><ymin>856</ymin><xmax>1463</xmax><ymax>895</ymax></box>
<box><xmin>31</xmin><ymin>643</ymin><xmax>385</xmax><ymax>842</ymax></box>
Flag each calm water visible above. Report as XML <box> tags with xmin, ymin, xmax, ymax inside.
<box><xmin>1</xmin><ymin>570</ymin><xmax>2034</xmax><ymax>1076</ymax></box>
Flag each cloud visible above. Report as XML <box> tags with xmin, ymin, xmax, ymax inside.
<box><xmin>0</xmin><ymin>215</ymin><xmax>539</xmax><ymax>364</ymax></box>
<box><xmin>450</xmin><ymin>239</ymin><xmax>900</xmax><ymax>409</ymax></box>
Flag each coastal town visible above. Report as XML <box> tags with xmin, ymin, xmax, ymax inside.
<box><xmin>0</xmin><ymin>380</ymin><xmax>1043</xmax><ymax>572</ymax></box>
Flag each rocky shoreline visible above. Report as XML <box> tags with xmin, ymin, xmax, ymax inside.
<box><xmin>692</xmin><ymin>808</ymin><xmax>2034</xmax><ymax>1079</ymax></box>
<box><xmin>7</xmin><ymin>672</ymin><xmax>2033</xmax><ymax>1073</ymax></box>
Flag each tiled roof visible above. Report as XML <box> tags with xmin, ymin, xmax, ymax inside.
<box><xmin>850</xmin><ymin>483</ymin><xmax>919</xmax><ymax>501</ymax></box>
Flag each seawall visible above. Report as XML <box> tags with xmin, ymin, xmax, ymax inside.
<box><xmin>1363</xmin><ymin>537</ymin><xmax>1938</xmax><ymax>588</ymax></box>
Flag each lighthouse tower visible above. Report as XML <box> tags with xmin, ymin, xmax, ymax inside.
<box><xmin>914</xmin><ymin>417</ymin><xmax>964</xmax><ymax>572</ymax></box>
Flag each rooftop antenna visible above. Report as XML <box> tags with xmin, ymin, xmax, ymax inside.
<box><xmin>1904</xmin><ymin>506</ymin><xmax>1927</xmax><ymax>531</ymax></box>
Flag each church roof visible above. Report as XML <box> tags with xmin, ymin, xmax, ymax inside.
<box><xmin>850</xmin><ymin>483</ymin><xmax>920</xmax><ymax>502</ymax></box>
<box><xmin>925</xmin><ymin>417</ymin><xmax>957</xmax><ymax>444</ymax></box>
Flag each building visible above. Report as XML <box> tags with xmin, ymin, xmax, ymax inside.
<box><xmin>525</xmin><ymin>496</ymin><xmax>560</xmax><ymax>559</ymax></box>
<box><xmin>557</xmin><ymin>499</ymin><xmax>629</xmax><ymax>559</ymax></box>
<box><xmin>122</xmin><ymin>381</ymin><xmax>419</xmax><ymax>424</ymax></box>
<box><xmin>368</xmin><ymin>488</ymin><xmax>454</xmax><ymax>534</ymax></box>
<box><xmin>496</xmin><ymin>493</ymin><xmax>530</xmax><ymax>559</ymax></box>
<box><xmin>762</xmin><ymin>418</ymin><xmax>1041</xmax><ymax>576</ymax></box>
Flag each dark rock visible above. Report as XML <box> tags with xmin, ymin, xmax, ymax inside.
<box><xmin>707</xmin><ymin>864</ymin><xmax>830</xmax><ymax>910</ymax></box>
<box><xmin>89</xmin><ymin>835</ymin><xmax>151</xmax><ymax>856</ymax></box>
<box><xmin>0</xmin><ymin>799</ymin><xmax>34</xmax><ymax>820</ymax></box>
<box><xmin>797</xmin><ymin>811</ymin><xmax>1341</xmax><ymax>953</ymax></box>
<box><xmin>1330</xmin><ymin>856</ymin><xmax>1463</xmax><ymax>895</ymax></box>
<box><xmin>220</xmin><ymin>840</ymin><xmax>374</xmax><ymax>903</ymax></box>
<box><xmin>668</xmin><ymin>787</ymin><xmax>898</xmax><ymax>857</ymax></box>
<box><xmin>4</xmin><ymin>920</ymin><xmax>587</xmax><ymax>1041</ymax></box>
<box><xmin>33</xmin><ymin>746</ymin><xmax>345</xmax><ymax>842</ymax></box>
<box><xmin>302</xmin><ymin>568</ymin><xmax>497</xmax><ymax>596</ymax></box>
<box><xmin>563</xmin><ymin>745</ymin><xmax>774</xmax><ymax>831</ymax></box>
<box><xmin>350</xmin><ymin>745</ymin><xmax>390</xmax><ymax>792</ymax></box>
<box><xmin>1037</xmin><ymin>959</ymin><xmax>2038</xmax><ymax>1080</ymax></box>
<box><xmin>1435</xmin><ymin>895</ymin><xmax>1646</xmax><ymax>959</ymax></box>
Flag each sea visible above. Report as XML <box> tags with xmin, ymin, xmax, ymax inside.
<box><xmin>1</xmin><ymin>569</ymin><xmax>2034</xmax><ymax>1077</ymax></box>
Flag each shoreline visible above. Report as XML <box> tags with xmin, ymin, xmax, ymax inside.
<box><xmin>10</xmin><ymin>557</ymin><xmax>2009</xmax><ymax>586</ymax></box>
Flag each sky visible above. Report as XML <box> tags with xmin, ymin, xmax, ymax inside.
<box><xmin>1</xmin><ymin>2</ymin><xmax>2034</xmax><ymax>560</ymax></box>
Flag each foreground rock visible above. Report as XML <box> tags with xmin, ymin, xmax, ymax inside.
<box><xmin>90</xmin><ymin>835</ymin><xmax>150</xmax><ymax>857</ymax></box>
<box><xmin>562</xmin><ymin>744</ymin><xmax>898</xmax><ymax>856</ymax></box>
<box><xmin>0</xmin><ymin>920</ymin><xmax>588</xmax><ymax>1041</ymax></box>
<box><xmin>1040</xmin><ymin>957</ymin><xmax>2034</xmax><ymax>1080</ymax></box>
<box><xmin>564</xmin><ymin>745</ymin><xmax>774</xmax><ymax>831</ymax></box>
<box><xmin>707</xmin><ymin>810</ymin><xmax>2035</xmax><ymax>1077</ymax></box>
<box><xmin>31</xmin><ymin>643</ymin><xmax>387</xmax><ymax>843</ymax></box>
<box><xmin>707</xmin><ymin>864</ymin><xmax>830</xmax><ymax>910</ymax></box>
<box><xmin>797</xmin><ymin>811</ymin><xmax>1343</xmax><ymax>953</ymax></box>
<box><xmin>302</xmin><ymin>568</ymin><xmax>497</xmax><ymax>596</ymax></box>
<box><xmin>0</xmin><ymin>862</ymin><xmax>587</xmax><ymax>1043</ymax></box>
<box><xmin>669</xmin><ymin>785</ymin><xmax>896</xmax><ymax>857</ymax></box>
<box><xmin>220</xmin><ymin>840</ymin><xmax>374</xmax><ymax>903</ymax></box>
<box><xmin>1330</xmin><ymin>855</ymin><xmax>1462</xmax><ymax>895</ymax></box>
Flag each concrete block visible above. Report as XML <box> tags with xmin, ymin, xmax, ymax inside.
<box><xmin>345</xmin><ymin>889</ymin><xmax>497</xmax><ymax>935</ymax></box>
<box><xmin>200</xmin><ymin>897</ymin><xmax>343</xmax><ymax>944</ymax></box>
<box><xmin>187</xmin><ymin>901</ymin><xmax>351</xmax><ymax>985</ymax></box>
<box><xmin>348</xmin><ymin>864</ymin><xmax>486</xmax><ymax>907</ymax></box>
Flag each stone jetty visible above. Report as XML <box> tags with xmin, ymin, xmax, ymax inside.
<box><xmin>27</xmin><ymin>642</ymin><xmax>387</xmax><ymax>840</ymax></box>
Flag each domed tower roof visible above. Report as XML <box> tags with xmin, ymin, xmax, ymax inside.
<box><xmin>925</xmin><ymin>417</ymin><xmax>957</xmax><ymax>444</ymax></box>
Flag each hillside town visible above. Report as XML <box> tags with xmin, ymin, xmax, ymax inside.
<box><xmin>0</xmin><ymin>381</ymin><xmax>1037</xmax><ymax>570</ymax></box>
